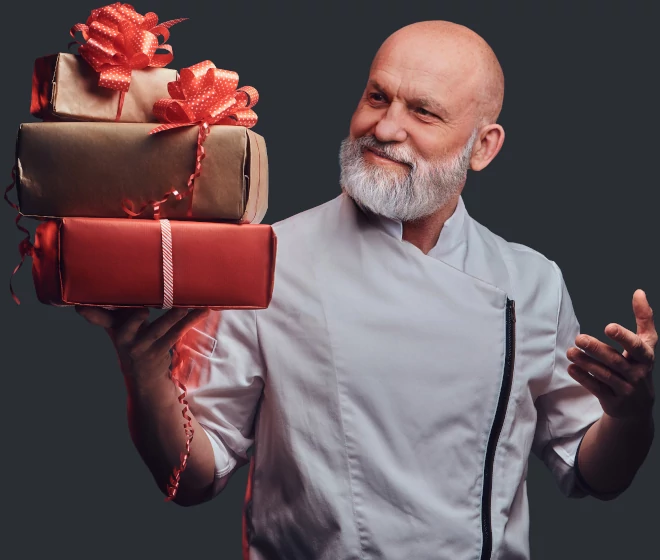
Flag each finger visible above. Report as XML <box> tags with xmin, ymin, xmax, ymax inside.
<box><xmin>77</xmin><ymin>305</ymin><xmax>151</xmax><ymax>331</ymax></box>
<box><xmin>112</xmin><ymin>308</ymin><xmax>151</xmax><ymax>346</ymax></box>
<box><xmin>151</xmin><ymin>308</ymin><xmax>212</xmax><ymax>355</ymax></box>
<box><xmin>133</xmin><ymin>308</ymin><xmax>211</xmax><ymax>355</ymax></box>
<box><xmin>632</xmin><ymin>289</ymin><xmax>658</xmax><ymax>348</ymax></box>
<box><xmin>131</xmin><ymin>307</ymin><xmax>191</xmax><ymax>354</ymax></box>
<box><xmin>574</xmin><ymin>334</ymin><xmax>635</xmax><ymax>381</ymax></box>
<box><xmin>604</xmin><ymin>323</ymin><xmax>654</xmax><ymax>364</ymax></box>
<box><xmin>566</xmin><ymin>346</ymin><xmax>633</xmax><ymax>394</ymax></box>
<box><xmin>567</xmin><ymin>363</ymin><xmax>613</xmax><ymax>400</ymax></box>
<box><xmin>75</xmin><ymin>305</ymin><xmax>117</xmax><ymax>329</ymax></box>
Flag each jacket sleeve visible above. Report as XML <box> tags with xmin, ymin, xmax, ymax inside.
<box><xmin>530</xmin><ymin>261</ymin><xmax>604</xmax><ymax>497</ymax></box>
<box><xmin>172</xmin><ymin>308</ymin><xmax>266</xmax><ymax>499</ymax></box>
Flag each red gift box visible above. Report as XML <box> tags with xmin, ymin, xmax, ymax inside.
<box><xmin>31</xmin><ymin>218</ymin><xmax>277</xmax><ymax>308</ymax></box>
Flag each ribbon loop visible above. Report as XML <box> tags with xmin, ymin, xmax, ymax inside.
<box><xmin>149</xmin><ymin>61</ymin><xmax>259</xmax><ymax>133</ymax></box>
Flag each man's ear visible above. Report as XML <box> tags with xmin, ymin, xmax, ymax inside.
<box><xmin>470</xmin><ymin>124</ymin><xmax>505</xmax><ymax>172</ymax></box>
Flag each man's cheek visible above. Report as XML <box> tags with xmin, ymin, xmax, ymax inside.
<box><xmin>349</xmin><ymin>108</ymin><xmax>376</xmax><ymax>138</ymax></box>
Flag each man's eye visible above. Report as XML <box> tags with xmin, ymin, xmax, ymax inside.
<box><xmin>368</xmin><ymin>93</ymin><xmax>386</xmax><ymax>102</ymax></box>
<box><xmin>416</xmin><ymin>107</ymin><xmax>436</xmax><ymax>118</ymax></box>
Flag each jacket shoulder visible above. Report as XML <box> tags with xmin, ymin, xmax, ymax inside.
<box><xmin>469</xmin><ymin>217</ymin><xmax>563</xmax><ymax>296</ymax></box>
<box><xmin>271</xmin><ymin>195</ymin><xmax>343</xmax><ymax>241</ymax></box>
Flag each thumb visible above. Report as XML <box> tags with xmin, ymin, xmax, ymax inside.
<box><xmin>633</xmin><ymin>289</ymin><xmax>657</xmax><ymax>345</ymax></box>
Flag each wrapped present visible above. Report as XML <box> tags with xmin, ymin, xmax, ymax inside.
<box><xmin>30</xmin><ymin>53</ymin><xmax>178</xmax><ymax>123</ymax></box>
<box><xmin>15</xmin><ymin>122</ymin><xmax>268</xmax><ymax>223</ymax></box>
<box><xmin>32</xmin><ymin>3</ymin><xmax>186</xmax><ymax>122</ymax></box>
<box><xmin>31</xmin><ymin>218</ymin><xmax>277</xmax><ymax>308</ymax></box>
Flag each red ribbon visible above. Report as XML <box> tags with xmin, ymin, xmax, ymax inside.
<box><xmin>122</xmin><ymin>61</ymin><xmax>259</xmax><ymax>219</ymax></box>
<box><xmin>164</xmin><ymin>343</ymin><xmax>195</xmax><ymax>502</ymax></box>
<box><xmin>70</xmin><ymin>3</ymin><xmax>186</xmax><ymax>120</ymax></box>
<box><xmin>4</xmin><ymin>166</ymin><xmax>39</xmax><ymax>306</ymax></box>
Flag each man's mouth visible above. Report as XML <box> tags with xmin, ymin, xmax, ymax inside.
<box><xmin>364</xmin><ymin>147</ymin><xmax>407</xmax><ymax>166</ymax></box>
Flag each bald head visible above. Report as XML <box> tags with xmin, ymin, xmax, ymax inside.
<box><xmin>373</xmin><ymin>21</ymin><xmax>504</xmax><ymax>127</ymax></box>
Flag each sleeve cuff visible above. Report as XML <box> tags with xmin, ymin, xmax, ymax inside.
<box><xmin>198</xmin><ymin>423</ymin><xmax>240</xmax><ymax>499</ymax></box>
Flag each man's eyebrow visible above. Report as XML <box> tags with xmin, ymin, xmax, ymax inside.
<box><xmin>411</xmin><ymin>95</ymin><xmax>449</xmax><ymax>118</ymax></box>
<box><xmin>366</xmin><ymin>80</ymin><xmax>449</xmax><ymax>118</ymax></box>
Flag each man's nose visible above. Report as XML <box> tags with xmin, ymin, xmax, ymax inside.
<box><xmin>372</xmin><ymin>103</ymin><xmax>408</xmax><ymax>143</ymax></box>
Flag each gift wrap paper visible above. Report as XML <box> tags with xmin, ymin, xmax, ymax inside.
<box><xmin>31</xmin><ymin>218</ymin><xmax>277</xmax><ymax>308</ymax></box>
<box><xmin>30</xmin><ymin>53</ymin><xmax>178</xmax><ymax>123</ymax></box>
<box><xmin>16</xmin><ymin>122</ymin><xmax>268</xmax><ymax>223</ymax></box>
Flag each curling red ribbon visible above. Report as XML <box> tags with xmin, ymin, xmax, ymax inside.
<box><xmin>70</xmin><ymin>2</ymin><xmax>186</xmax><ymax>120</ymax></box>
<box><xmin>4</xmin><ymin>166</ymin><xmax>37</xmax><ymax>305</ymax></box>
<box><xmin>165</xmin><ymin>343</ymin><xmax>195</xmax><ymax>502</ymax></box>
<box><xmin>122</xmin><ymin>61</ymin><xmax>259</xmax><ymax>219</ymax></box>
<box><xmin>122</xmin><ymin>186</ymin><xmax>184</xmax><ymax>220</ymax></box>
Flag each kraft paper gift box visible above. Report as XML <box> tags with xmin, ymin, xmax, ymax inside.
<box><xmin>15</xmin><ymin>122</ymin><xmax>268</xmax><ymax>223</ymax></box>
<box><xmin>31</xmin><ymin>218</ymin><xmax>277</xmax><ymax>308</ymax></box>
<box><xmin>30</xmin><ymin>53</ymin><xmax>178</xmax><ymax>123</ymax></box>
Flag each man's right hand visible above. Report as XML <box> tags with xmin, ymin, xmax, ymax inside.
<box><xmin>76</xmin><ymin>305</ymin><xmax>211</xmax><ymax>389</ymax></box>
<box><xmin>76</xmin><ymin>305</ymin><xmax>218</xmax><ymax>504</ymax></box>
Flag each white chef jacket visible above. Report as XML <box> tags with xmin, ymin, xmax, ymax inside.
<box><xmin>175</xmin><ymin>192</ymin><xmax>604</xmax><ymax>560</ymax></box>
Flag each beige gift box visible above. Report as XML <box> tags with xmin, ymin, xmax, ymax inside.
<box><xmin>15</xmin><ymin>122</ymin><xmax>268</xmax><ymax>223</ymax></box>
<box><xmin>30</xmin><ymin>53</ymin><xmax>178</xmax><ymax>123</ymax></box>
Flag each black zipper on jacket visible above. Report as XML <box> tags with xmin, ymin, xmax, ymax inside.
<box><xmin>480</xmin><ymin>298</ymin><xmax>516</xmax><ymax>560</ymax></box>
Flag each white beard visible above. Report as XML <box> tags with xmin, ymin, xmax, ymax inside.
<box><xmin>339</xmin><ymin>129</ymin><xmax>478</xmax><ymax>222</ymax></box>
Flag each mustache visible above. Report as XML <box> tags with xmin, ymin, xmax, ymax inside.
<box><xmin>353</xmin><ymin>136</ymin><xmax>416</xmax><ymax>167</ymax></box>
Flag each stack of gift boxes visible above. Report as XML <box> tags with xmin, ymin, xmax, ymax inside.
<box><xmin>11</xmin><ymin>3</ymin><xmax>276</xmax><ymax>311</ymax></box>
<box><xmin>6</xmin><ymin>3</ymin><xmax>277</xmax><ymax>500</ymax></box>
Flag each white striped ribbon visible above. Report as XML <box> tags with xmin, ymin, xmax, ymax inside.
<box><xmin>160</xmin><ymin>219</ymin><xmax>174</xmax><ymax>309</ymax></box>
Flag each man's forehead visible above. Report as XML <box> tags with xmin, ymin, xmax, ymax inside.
<box><xmin>368</xmin><ymin>28</ymin><xmax>486</xmax><ymax>111</ymax></box>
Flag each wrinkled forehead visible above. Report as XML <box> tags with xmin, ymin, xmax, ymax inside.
<box><xmin>369</xmin><ymin>38</ymin><xmax>482</xmax><ymax>116</ymax></box>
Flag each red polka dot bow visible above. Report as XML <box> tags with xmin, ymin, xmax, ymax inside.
<box><xmin>151</xmin><ymin>60</ymin><xmax>259</xmax><ymax>132</ymax></box>
<box><xmin>70</xmin><ymin>2</ymin><xmax>186</xmax><ymax>93</ymax></box>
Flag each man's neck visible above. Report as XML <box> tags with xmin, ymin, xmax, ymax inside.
<box><xmin>402</xmin><ymin>196</ymin><xmax>460</xmax><ymax>255</ymax></box>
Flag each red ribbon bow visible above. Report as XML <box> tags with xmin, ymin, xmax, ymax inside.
<box><xmin>70</xmin><ymin>3</ymin><xmax>185</xmax><ymax>96</ymax></box>
<box><xmin>122</xmin><ymin>61</ymin><xmax>259</xmax><ymax>219</ymax></box>
<box><xmin>151</xmin><ymin>60</ymin><xmax>259</xmax><ymax>131</ymax></box>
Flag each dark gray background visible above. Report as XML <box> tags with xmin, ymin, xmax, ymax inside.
<box><xmin>2</xmin><ymin>1</ymin><xmax>657</xmax><ymax>558</ymax></box>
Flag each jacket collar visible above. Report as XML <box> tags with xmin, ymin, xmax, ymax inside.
<box><xmin>349</xmin><ymin>193</ymin><xmax>511</xmax><ymax>295</ymax></box>
<box><xmin>360</xmin><ymin>195</ymin><xmax>468</xmax><ymax>259</ymax></box>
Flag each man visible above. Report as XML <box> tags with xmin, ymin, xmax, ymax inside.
<box><xmin>78</xmin><ymin>20</ymin><xmax>655</xmax><ymax>560</ymax></box>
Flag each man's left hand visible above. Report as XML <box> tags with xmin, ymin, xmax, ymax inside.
<box><xmin>566</xmin><ymin>289</ymin><xmax>657</xmax><ymax>420</ymax></box>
